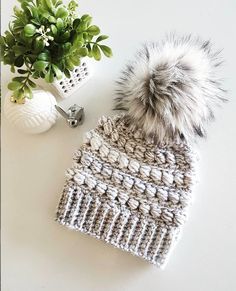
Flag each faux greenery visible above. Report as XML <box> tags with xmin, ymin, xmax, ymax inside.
<box><xmin>0</xmin><ymin>0</ymin><xmax>113</xmax><ymax>103</ymax></box>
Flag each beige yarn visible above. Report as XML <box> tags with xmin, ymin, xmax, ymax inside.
<box><xmin>56</xmin><ymin>114</ymin><xmax>196</xmax><ymax>268</ymax></box>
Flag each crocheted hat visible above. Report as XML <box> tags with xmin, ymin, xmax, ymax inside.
<box><xmin>56</xmin><ymin>35</ymin><xmax>225</xmax><ymax>268</ymax></box>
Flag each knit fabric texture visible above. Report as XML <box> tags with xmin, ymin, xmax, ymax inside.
<box><xmin>56</xmin><ymin>115</ymin><xmax>196</xmax><ymax>268</ymax></box>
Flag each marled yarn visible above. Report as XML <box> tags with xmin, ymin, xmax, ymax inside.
<box><xmin>56</xmin><ymin>115</ymin><xmax>196</xmax><ymax>268</ymax></box>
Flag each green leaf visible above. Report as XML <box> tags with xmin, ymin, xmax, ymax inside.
<box><xmin>86</xmin><ymin>34</ymin><xmax>93</xmax><ymax>42</ymax></box>
<box><xmin>45</xmin><ymin>67</ymin><xmax>54</xmax><ymax>83</ymax></box>
<box><xmin>76</xmin><ymin>22</ymin><xmax>88</xmax><ymax>32</ymax></box>
<box><xmin>45</xmin><ymin>0</ymin><xmax>53</xmax><ymax>9</ymax></box>
<box><xmin>59</xmin><ymin>31</ymin><xmax>70</xmax><ymax>42</ymax></box>
<box><xmin>50</xmin><ymin>24</ymin><xmax>57</xmax><ymax>36</ymax></box>
<box><xmin>68</xmin><ymin>0</ymin><xmax>78</xmax><ymax>11</ymax></box>
<box><xmin>14</xmin><ymin>55</ymin><xmax>24</xmax><ymax>67</ymax></box>
<box><xmin>64</xmin><ymin>68</ymin><xmax>71</xmax><ymax>78</ymax></box>
<box><xmin>31</xmin><ymin>19</ymin><xmax>41</xmax><ymax>25</ymax></box>
<box><xmin>0</xmin><ymin>36</ymin><xmax>6</xmax><ymax>46</ymax></box>
<box><xmin>13</xmin><ymin>45</ymin><xmax>27</xmax><ymax>56</ymax></box>
<box><xmin>13</xmin><ymin>76</ymin><xmax>26</xmax><ymax>82</ymax></box>
<box><xmin>86</xmin><ymin>43</ymin><xmax>93</xmax><ymax>58</ymax></box>
<box><xmin>77</xmin><ymin>47</ymin><xmax>88</xmax><ymax>57</ymax></box>
<box><xmin>56</xmin><ymin>18</ymin><xmax>64</xmax><ymax>30</ymax></box>
<box><xmin>73</xmin><ymin>18</ymin><xmax>80</xmax><ymax>29</ymax></box>
<box><xmin>34</xmin><ymin>37</ymin><xmax>45</xmax><ymax>52</ymax></box>
<box><xmin>40</xmin><ymin>9</ymin><xmax>50</xmax><ymax>19</ymax></box>
<box><xmin>87</xmin><ymin>25</ymin><xmax>100</xmax><ymax>36</ymax></box>
<box><xmin>56</xmin><ymin>0</ymin><xmax>64</xmax><ymax>6</ymax></box>
<box><xmin>70</xmin><ymin>55</ymin><xmax>81</xmax><ymax>66</ymax></box>
<box><xmin>3</xmin><ymin>51</ymin><xmax>15</xmax><ymax>65</ymax></box>
<box><xmin>88</xmin><ymin>52</ymin><xmax>93</xmax><ymax>58</ymax></box>
<box><xmin>96</xmin><ymin>35</ymin><xmax>109</xmax><ymax>42</ymax></box>
<box><xmin>12</xmin><ymin>89</ymin><xmax>24</xmax><ymax>104</ymax></box>
<box><xmin>11</xmin><ymin>65</ymin><xmax>16</xmax><ymax>73</ymax></box>
<box><xmin>8</xmin><ymin>81</ymin><xmax>22</xmax><ymax>91</ymax></box>
<box><xmin>18</xmin><ymin>69</ymin><xmax>28</xmax><ymax>74</ymax></box>
<box><xmin>28</xmin><ymin>79</ymin><xmax>37</xmax><ymax>88</ymax></box>
<box><xmin>21</xmin><ymin>1</ymin><xmax>30</xmax><ymax>13</ymax></box>
<box><xmin>31</xmin><ymin>71</ymin><xmax>41</xmax><ymax>79</ymax></box>
<box><xmin>86</xmin><ymin>43</ymin><xmax>91</xmax><ymax>51</ymax></box>
<box><xmin>65</xmin><ymin>57</ymin><xmax>74</xmax><ymax>70</ymax></box>
<box><xmin>12</xmin><ymin>88</ymin><xmax>25</xmax><ymax>103</ymax></box>
<box><xmin>38</xmin><ymin>51</ymin><xmax>50</xmax><ymax>61</ymax></box>
<box><xmin>92</xmin><ymin>44</ymin><xmax>101</xmax><ymax>61</ymax></box>
<box><xmin>13</xmin><ymin>5</ymin><xmax>22</xmax><ymax>17</ymax></box>
<box><xmin>23</xmin><ymin>85</ymin><xmax>33</xmax><ymax>99</ymax></box>
<box><xmin>27</xmin><ymin>54</ymin><xmax>37</xmax><ymax>63</ymax></box>
<box><xmin>29</xmin><ymin>5</ymin><xmax>39</xmax><ymax>19</ymax></box>
<box><xmin>72</xmin><ymin>34</ymin><xmax>84</xmax><ymax>47</ymax></box>
<box><xmin>5</xmin><ymin>31</ymin><xmax>15</xmax><ymax>46</ymax></box>
<box><xmin>82</xmin><ymin>32</ymin><xmax>88</xmax><ymax>40</ymax></box>
<box><xmin>56</xmin><ymin>6</ymin><xmax>69</xmax><ymax>18</ymax></box>
<box><xmin>63</xmin><ymin>42</ymin><xmax>71</xmax><ymax>54</ymax></box>
<box><xmin>33</xmin><ymin>60</ymin><xmax>49</xmax><ymax>71</ymax></box>
<box><xmin>81</xmin><ymin>14</ymin><xmax>92</xmax><ymax>26</ymax></box>
<box><xmin>52</xmin><ymin>64</ymin><xmax>63</xmax><ymax>79</ymax></box>
<box><xmin>24</xmin><ymin>24</ymin><xmax>36</xmax><ymax>37</ymax></box>
<box><xmin>48</xmin><ymin>16</ymin><xmax>57</xmax><ymax>23</ymax></box>
<box><xmin>99</xmin><ymin>45</ymin><xmax>113</xmax><ymax>57</ymax></box>
<box><xmin>12</xmin><ymin>26</ymin><xmax>24</xmax><ymax>34</ymax></box>
<box><xmin>25</xmin><ymin>5</ymin><xmax>33</xmax><ymax>17</ymax></box>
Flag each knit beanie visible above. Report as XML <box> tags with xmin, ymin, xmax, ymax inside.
<box><xmin>56</xmin><ymin>35</ymin><xmax>225</xmax><ymax>268</ymax></box>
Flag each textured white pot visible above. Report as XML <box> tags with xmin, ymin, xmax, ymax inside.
<box><xmin>4</xmin><ymin>90</ymin><xmax>58</xmax><ymax>134</ymax></box>
<box><xmin>52</xmin><ymin>59</ymin><xmax>93</xmax><ymax>99</ymax></box>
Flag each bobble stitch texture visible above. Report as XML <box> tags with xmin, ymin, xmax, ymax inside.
<box><xmin>57</xmin><ymin>115</ymin><xmax>196</xmax><ymax>268</ymax></box>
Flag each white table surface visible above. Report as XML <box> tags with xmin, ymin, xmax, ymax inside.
<box><xmin>2</xmin><ymin>0</ymin><xmax>236</xmax><ymax>290</ymax></box>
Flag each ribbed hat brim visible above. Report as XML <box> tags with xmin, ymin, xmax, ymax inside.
<box><xmin>56</xmin><ymin>183</ymin><xmax>180</xmax><ymax>267</ymax></box>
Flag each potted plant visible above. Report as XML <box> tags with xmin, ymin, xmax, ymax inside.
<box><xmin>1</xmin><ymin>0</ymin><xmax>112</xmax><ymax>103</ymax></box>
<box><xmin>0</xmin><ymin>0</ymin><xmax>112</xmax><ymax>133</ymax></box>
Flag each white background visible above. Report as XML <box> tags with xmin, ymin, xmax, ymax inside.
<box><xmin>2</xmin><ymin>0</ymin><xmax>236</xmax><ymax>290</ymax></box>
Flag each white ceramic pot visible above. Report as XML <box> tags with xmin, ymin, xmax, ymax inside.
<box><xmin>35</xmin><ymin>59</ymin><xmax>93</xmax><ymax>99</ymax></box>
<box><xmin>52</xmin><ymin>59</ymin><xmax>93</xmax><ymax>99</ymax></box>
<box><xmin>4</xmin><ymin>90</ymin><xmax>58</xmax><ymax>134</ymax></box>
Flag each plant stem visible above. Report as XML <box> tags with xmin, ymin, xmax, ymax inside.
<box><xmin>21</xmin><ymin>63</ymin><xmax>34</xmax><ymax>89</ymax></box>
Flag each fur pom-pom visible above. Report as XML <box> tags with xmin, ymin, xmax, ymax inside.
<box><xmin>115</xmin><ymin>35</ymin><xmax>226</xmax><ymax>143</ymax></box>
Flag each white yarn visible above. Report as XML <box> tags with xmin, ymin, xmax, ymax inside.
<box><xmin>56</xmin><ymin>112</ymin><xmax>196</xmax><ymax>266</ymax></box>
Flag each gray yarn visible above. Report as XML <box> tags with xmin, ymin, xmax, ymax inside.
<box><xmin>56</xmin><ymin>115</ymin><xmax>196</xmax><ymax>268</ymax></box>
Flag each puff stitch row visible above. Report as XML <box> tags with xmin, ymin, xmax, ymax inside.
<box><xmin>71</xmin><ymin>170</ymin><xmax>186</xmax><ymax>227</ymax></box>
<box><xmin>82</xmin><ymin>133</ymin><xmax>193</xmax><ymax>189</ymax></box>
<box><xmin>69</xmin><ymin>151</ymin><xmax>191</xmax><ymax>208</ymax></box>
<box><xmin>96</xmin><ymin>116</ymin><xmax>193</xmax><ymax>169</ymax></box>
